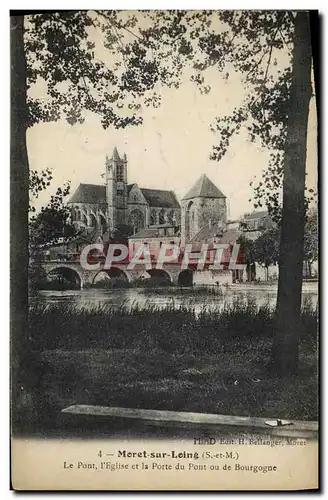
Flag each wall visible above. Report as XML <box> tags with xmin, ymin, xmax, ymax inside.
<box><xmin>181</xmin><ymin>197</ymin><xmax>227</xmax><ymax>245</ymax></box>
<box><xmin>196</xmin><ymin>198</ymin><xmax>227</xmax><ymax>230</ymax></box>
<box><xmin>128</xmin><ymin>236</ymin><xmax>180</xmax><ymax>262</ymax></box>
<box><xmin>70</xmin><ymin>203</ymin><xmax>108</xmax><ymax>233</ymax></box>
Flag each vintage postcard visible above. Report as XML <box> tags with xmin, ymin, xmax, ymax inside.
<box><xmin>10</xmin><ymin>9</ymin><xmax>319</xmax><ymax>491</ymax></box>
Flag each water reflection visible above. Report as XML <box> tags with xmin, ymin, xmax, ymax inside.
<box><xmin>32</xmin><ymin>282</ymin><xmax>318</xmax><ymax>314</ymax></box>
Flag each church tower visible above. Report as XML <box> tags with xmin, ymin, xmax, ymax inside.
<box><xmin>105</xmin><ymin>147</ymin><xmax>128</xmax><ymax>231</ymax></box>
<box><xmin>181</xmin><ymin>174</ymin><xmax>227</xmax><ymax>246</ymax></box>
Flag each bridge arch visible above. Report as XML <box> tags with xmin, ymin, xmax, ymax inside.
<box><xmin>142</xmin><ymin>269</ymin><xmax>172</xmax><ymax>286</ymax></box>
<box><xmin>178</xmin><ymin>269</ymin><xmax>194</xmax><ymax>287</ymax></box>
<box><xmin>92</xmin><ymin>267</ymin><xmax>129</xmax><ymax>287</ymax></box>
<box><xmin>45</xmin><ymin>266</ymin><xmax>83</xmax><ymax>289</ymax></box>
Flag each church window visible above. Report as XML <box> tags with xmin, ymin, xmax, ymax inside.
<box><xmin>167</xmin><ymin>210</ymin><xmax>174</xmax><ymax>224</ymax></box>
<box><xmin>150</xmin><ymin>210</ymin><xmax>156</xmax><ymax>225</ymax></box>
<box><xmin>128</xmin><ymin>209</ymin><xmax>144</xmax><ymax>233</ymax></box>
<box><xmin>116</xmin><ymin>165</ymin><xmax>124</xmax><ymax>181</ymax></box>
<box><xmin>159</xmin><ymin>209</ymin><xmax>165</xmax><ymax>225</ymax></box>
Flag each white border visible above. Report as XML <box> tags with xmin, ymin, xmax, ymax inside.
<box><xmin>1</xmin><ymin>5</ymin><xmax>325</xmax><ymax>498</ymax></box>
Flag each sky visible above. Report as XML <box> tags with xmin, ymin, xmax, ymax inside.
<box><xmin>27</xmin><ymin>13</ymin><xmax>318</xmax><ymax>221</ymax></box>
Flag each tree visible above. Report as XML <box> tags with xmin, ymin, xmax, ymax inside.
<box><xmin>145</xmin><ymin>11</ymin><xmax>314</xmax><ymax>375</ymax></box>
<box><xmin>12</xmin><ymin>11</ymin><xmax>316</xmax><ymax>378</ymax></box>
<box><xmin>269</xmin><ymin>13</ymin><xmax>312</xmax><ymax>375</ymax></box>
<box><xmin>30</xmin><ymin>181</ymin><xmax>75</xmax><ymax>246</ymax></box>
<box><xmin>11</xmin><ymin>16</ymin><xmax>30</xmax><ymax>406</ymax></box>
<box><xmin>10</xmin><ymin>10</ymin><xmax>180</xmax><ymax>419</ymax></box>
<box><xmin>176</xmin><ymin>11</ymin><xmax>313</xmax><ymax>374</ymax></box>
<box><xmin>142</xmin><ymin>10</ymin><xmax>314</xmax><ymax>375</ymax></box>
<box><xmin>29</xmin><ymin>178</ymin><xmax>76</xmax><ymax>291</ymax></box>
<box><xmin>11</xmin><ymin>10</ymin><xmax>179</xmax><ymax>345</ymax></box>
<box><xmin>110</xmin><ymin>224</ymin><xmax>134</xmax><ymax>241</ymax></box>
<box><xmin>303</xmin><ymin>208</ymin><xmax>318</xmax><ymax>278</ymax></box>
<box><xmin>237</xmin><ymin>235</ymin><xmax>257</xmax><ymax>281</ymax></box>
<box><xmin>254</xmin><ymin>228</ymin><xmax>280</xmax><ymax>281</ymax></box>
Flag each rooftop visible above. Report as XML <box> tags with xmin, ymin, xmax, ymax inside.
<box><xmin>129</xmin><ymin>227</ymin><xmax>161</xmax><ymax>239</ymax></box>
<box><xmin>68</xmin><ymin>183</ymin><xmax>180</xmax><ymax>209</ymax></box>
<box><xmin>68</xmin><ymin>184</ymin><xmax>106</xmax><ymax>205</ymax></box>
<box><xmin>243</xmin><ymin>210</ymin><xmax>269</xmax><ymax>220</ymax></box>
<box><xmin>140</xmin><ymin>188</ymin><xmax>180</xmax><ymax>208</ymax></box>
<box><xmin>182</xmin><ymin>174</ymin><xmax>226</xmax><ymax>201</ymax></box>
<box><xmin>191</xmin><ymin>221</ymin><xmax>225</xmax><ymax>243</ymax></box>
<box><xmin>130</xmin><ymin>224</ymin><xmax>179</xmax><ymax>239</ymax></box>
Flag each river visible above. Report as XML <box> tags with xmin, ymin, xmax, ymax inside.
<box><xmin>33</xmin><ymin>282</ymin><xmax>318</xmax><ymax>314</ymax></box>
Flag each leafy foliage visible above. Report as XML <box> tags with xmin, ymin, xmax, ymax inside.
<box><xmin>303</xmin><ymin>208</ymin><xmax>318</xmax><ymax>273</ymax></box>
<box><xmin>237</xmin><ymin>235</ymin><xmax>257</xmax><ymax>266</ymax></box>
<box><xmin>29</xmin><ymin>168</ymin><xmax>53</xmax><ymax>212</ymax></box>
<box><xmin>29</xmin><ymin>180</ymin><xmax>75</xmax><ymax>247</ymax></box>
<box><xmin>110</xmin><ymin>223</ymin><xmax>134</xmax><ymax>241</ymax></box>
<box><xmin>254</xmin><ymin>228</ymin><xmax>280</xmax><ymax>269</ymax></box>
<box><xmin>25</xmin><ymin>11</ymin><xmax>179</xmax><ymax>129</ymax></box>
<box><xmin>129</xmin><ymin>11</ymin><xmax>314</xmax><ymax>220</ymax></box>
<box><xmin>29</xmin><ymin>176</ymin><xmax>76</xmax><ymax>293</ymax></box>
<box><xmin>238</xmin><ymin>227</ymin><xmax>281</xmax><ymax>276</ymax></box>
<box><xmin>25</xmin><ymin>11</ymin><xmax>315</xmax><ymax>222</ymax></box>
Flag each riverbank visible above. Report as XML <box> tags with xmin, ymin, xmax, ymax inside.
<box><xmin>37</xmin><ymin>278</ymin><xmax>318</xmax><ymax>292</ymax></box>
<box><xmin>33</xmin><ymin>281</ymin><xmax>318</xmax><ymax>315</ymax></box>
<box><xmin>13</xmin><ymin>301</ymin><xmax>318</xmax><ymax>434</ymax></box>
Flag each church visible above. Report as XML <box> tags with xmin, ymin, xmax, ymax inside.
<box><xmin>67</xmin><ymin>147</ymin><xmax>229</xmax><ymax>249</ymax></box>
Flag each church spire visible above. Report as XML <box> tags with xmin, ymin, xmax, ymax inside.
<box><xmin>112</xmin><ymin>146</ymin><xmax>121</xmax><ymax>161</ymax></box>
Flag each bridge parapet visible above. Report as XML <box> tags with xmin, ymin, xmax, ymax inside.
<box><xmin>39</xmin><ymin>260</ymin><xmax>220</xmax><ymax>288</ymax></box>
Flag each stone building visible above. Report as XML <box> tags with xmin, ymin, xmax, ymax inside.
<box><xmin>239</xmin><ymin>210</ymin><xmax>273</xmax><ymax>241</ymax></box>
<box><xmin>68</xmin><ymin>147</ymin><xmax>228</xmax><ymax>248</ymax></box>
<box><xmin>129</xmin><ymin>173</ymin><xmax>228</xmax><ymax>251</ymax></box>
<box><xmin>44</xmin><ymin>145</ymin><xmax>292</xmax><ymax>285</ymax></box>
<box><xmin>68</xmin><ymin>147</ymin><xmax>180</xmax><ymax>238</ymax></box>
<box><xmin>180</xmin><ymin>174</ymin><xmax>227</xmax><ymax>246</ymax></box>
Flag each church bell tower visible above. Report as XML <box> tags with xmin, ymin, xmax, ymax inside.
<box><xmin>105</xmin><ymin>147</ymin><xmax>128</xmax><ymax>231</ymax></box>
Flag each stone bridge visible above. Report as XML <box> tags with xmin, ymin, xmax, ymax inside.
<box><xmin>40</xmin><ymin>260</ymin><xmax>205</xmax><ymax>288</ymax></box>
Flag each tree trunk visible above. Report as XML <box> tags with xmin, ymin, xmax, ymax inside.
<box><xmin>269</xmin><ymin>12</ymin><xmax>313</xmax><ymax>376</ymax></box>
<box><xmin>246</xmin><ymin>264</ymin><xmax>251</xmax><ymax>282</ymax></box>
<box><xmin>11</xmin><ymin>15</ymin><xmax>30</xmax><ymax>411</ymax></box>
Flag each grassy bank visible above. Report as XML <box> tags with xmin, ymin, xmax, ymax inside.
<box><xmin>16</xmin><ymin>301</ymin><xmax>318</xmax><ymax>429</ymax></box>
<box><xmin>29</xmin><ymin>299</ymin><xmax>317</xmax><ymax>352</ymax></box>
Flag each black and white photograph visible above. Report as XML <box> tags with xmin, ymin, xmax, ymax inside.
<box><xmin>10</xmin><ymin>9</ymin><xmax>319</xmax><ymax>490</ymax></box>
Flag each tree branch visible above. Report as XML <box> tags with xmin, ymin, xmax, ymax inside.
<box><xmin>96</xmin><ymin>11</ymin><xmax>128</xmax><ymax>71</ymax></box>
